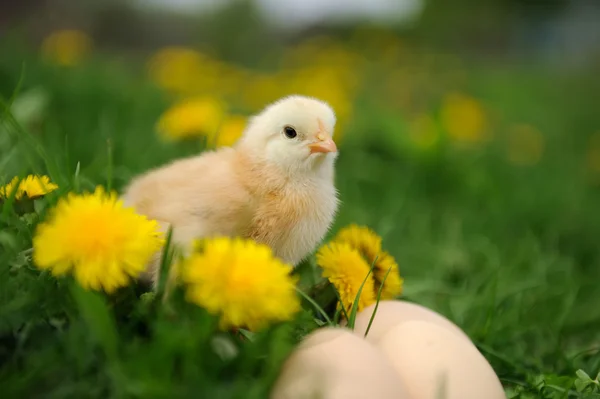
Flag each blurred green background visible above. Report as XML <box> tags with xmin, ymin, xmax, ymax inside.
<box><xmin>2</xmin><ymin>0</ymin><xmax>600</xmax><ymax>397</ymax></box>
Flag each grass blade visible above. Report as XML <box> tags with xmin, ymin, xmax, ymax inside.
<box><xmin>333</xmin><ymin>306</ymin><xmax>343</xmax><ymax>324</ymax></box>
<box><xmin>295</xmin><ymin>287</ymin><xmax>332</xmax><ymax>326</ymax></box>
<box><xmin>155</xmin><ymin>225</ymin><xmax>175</xmax><ymax>300</ymax></box>
<box><xmin>346</xmin><ymin>258</ymin><xmax>376</xmax><ymax>330</ymax></box>
<box><xmin>332</xmin><ymin>288</ymin><xmax>349</xmax><ymax>323</ymax></box>
<box><xmin>106</xmin><ymin>138</ymin><xmax>113</xmax><ymax>191</ymax></box>
<box><xmin>2</xmin><ymin>62</ymin><xmax>25</xmax><ymax>113</ymax></box>
<box><xmin>69</xmin><ymin>281</ymin><xmax>119</xmax><ymax>362</ymax></box>
<box><xmin>73</xmin><ymin>162</ymin><xmax>81</xmax><ymax>192</ymax></box>
<box><xmin>0</xmin><ymin>97</ymin><xmax>59</xmax><ymax>179</ymax></box>
<box><xmin>364</xmin><ymin>265</ymin><xmax>393</xmax><ymax>338</ymax></box>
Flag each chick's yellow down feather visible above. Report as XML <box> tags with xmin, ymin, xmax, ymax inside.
<box><xmin>122</xmin><ymin>95</ymin><xmax>339</xmax><ymax>284</ymax></box>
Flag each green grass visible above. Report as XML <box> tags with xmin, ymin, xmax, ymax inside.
<box><xmin>2</xmin><ymin>35</ymin><xmax>600</xmax><ymax>399</ymax></box>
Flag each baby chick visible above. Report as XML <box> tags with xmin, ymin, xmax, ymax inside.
<box><xmin>122</xmin><ymin>95</ymin><xmax>339</xmax><ymax>284</ymax></box>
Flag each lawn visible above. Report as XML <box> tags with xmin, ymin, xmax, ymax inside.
<box><xmin>1</xmin><ymin>26</ymin><xmax>600</xmax><ymax>398</ymax></box>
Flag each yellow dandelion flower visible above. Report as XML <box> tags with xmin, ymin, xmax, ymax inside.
<box><xmin>282</xmin><ymin>36</ymin><xmax>338</xmax><ymax>68</ymax></box>
<box><xmin>332</xmin><ymin>224</ymin><xmax>403</xmax><ymax>300</ymax></box>
<box><xmin>147</xmin><ymin>46</ymin><xmax>206</xmax><ymax>93</ymax></box>
<box><xmin>291</xmin><ymin>38</ymin><xmax>361</xmax><ymax>72</ymax></box>
<box><xmin>316</xmin><ymin>242</ymin><xmax>376</xmax><ymax>313</ymax></box>
<box><xmin>40</xmin><ymin>29</ymin><xmax>92</xmax><ymax>67</ymax></box>
<box><xmin>440</xmin><ymin>92</ymin><xmax>489</xmax><ymax>144</ymax></box>
<box><xmin>0</xmin><ymin>175</ymin><xmax>58</xmax><ymax>200</ymax></box>
<box><xmin>210</xmin><ymin>115</ymin><xmax>246</xmax><ymax>148</ymax></box>
<box><xmin>333</xmin><ymin>224</ymin><xmax>382</xmax><ymax>263</ymax></box>
<box><xmin>218</xmin><ymin>64</ymin><xmax>251</xmax><ymax>98</ymax></box>
<box><xmin>241</xmin><ymin>73</ymin><xmax>287</xmax><ymax>112</ymax></box>
<box><xmin>157</xmin><ymin>97</ymin><xmax>225</xmax><ymax>141</ymax></box>
<box><xmin>286</xmin><ymin>65</ymin><xmax>355</xmax><ymax>138</ymax></box>
<box><xmin>384</xmin><ymin>69</ymin><xmax>412</xmax><ymax>110</ymax></box>
<box><xmin>373</xmin><ymin>251</ymin><xmax>404</xmax><ymax>300</ymax></box>
<box><xmin>32</xmin><ymin>186</ymin><xmax>164</xmax><ymax>293</ymax></box>
<box><xmin>181</xmin><ymin>237</ymin><xmax>301</xmax><ymax>331</ymax></box>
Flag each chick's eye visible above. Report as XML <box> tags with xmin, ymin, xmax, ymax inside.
<box><xmin>283</xmin><ymin>126</ymin><xmax>297</xmax><ymax>139</ymax></box>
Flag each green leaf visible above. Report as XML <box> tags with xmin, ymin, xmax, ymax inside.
<box><xmin>211</xmin><ymin>334</ymin><xmax>238</xmax><ymax>361</ymax></box>
<box><xmin>18</xmin><ymin>212</ymin><xmax>37</xmax><ymax>225</ymax></box>
<box><xmin>140</xmin><ymin>291</ymin><xmax>156</xmax><ymax>304</ymax></box>
<box><xmin>238</xmin><ymin>328</ymin><xmax>256</xmax><ymax>342</ymax></box>
<box><xmin>0</xmin><ymin>230</ymin><xmax>18</xmax><ymax>251</ymax></box>
<box><xmin>69</xmin><ymin>281</ymin><xmax>118</xmax><ymax>361</ymax></box>
<box><xmin>10</xmin><ymin>87</ymin><xmax>49</xmax><ymax>126</ymax></box>
<box><xmin>8</xmin><ymin>248</ymin><xmax>30</xmax><ymax>270</ymax></box>
<box><xmin>532</xmin><ymin>374</ymin><xmax>545</xmax><ymax>387</ymax></box>
<box><xmin>33</xmin><ymin>198</ymin><xmax>46</xmax><ymax>214</ymax></box>
<box><xmin>545</xmin><ymin>374</ymin><xmax>574</xmax><ymax>389</ymax></box>
<box><xmin>313</xmin><ymin>318</ymin><xmax>327</xmax><ymax>327</ymax></box>
<box><xmin>505</xmin><ymin>387</ymin><xmax>520</xmax><ymax>399</ymax></box>
<box><xmin>577</xmin><ymin>370</ymin><xmax>593</xmax><ymax>382</ymax></box>
<box><xmin>575</xmin><ymin>379</ymin><xmax>591</xmax><ymax>393</ymax></box>
<box><xmin>155</xmin><ymin>225</ymin><xmax>175</xmax><ymax>299</ymax></box>
<box><xmin>295</xmin><ymin>287</ymin><xmax>332</xmax><ymax>326</ymax></box>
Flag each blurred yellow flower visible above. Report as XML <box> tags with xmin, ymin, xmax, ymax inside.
<box><xmin>0</xmin><ymin>175</ymin><xmax>58</xmax><ymax>200</ymax></box>
<box><xmin>379</xmin><ymin>38</ymin><xmax>403</xmax><ymax>66</ymax></box>
<box><xmin>210</xmin><ymin>115</ymin><xmax>247</xmax><ymax>148</ymax></box>
<box><xmin>181</xmin><ymin>237</ymin><xmax>301</xmax><ymax>331</ymax></box>
<box><xmin>287</xmin><ymin>65</ymin><xmax>355</xmax><ymax>140</ymax></box>
<box><xmin>373</xmin><ymin>251</ymin><xmax>404</xmax><ymax>300</ymax></box>
<box><xmin>333</xmin><ymin>224</ymin><xmax>381</xmax><ymax>262</ymax></box>
<box><xmin>316</xmin><ymin>242</ymin><xmax>376</xmax><ymax>313</ymax></box>
<box><xmin>40</xmin><ymin>29</ymin><xmax>92</xmax><ymax>67</ymax></box>
<box><xmin>350</xmin><ymin>27</ymin><xmax>402</xmax><ymax>66</ymax></box>
<box><xmin>506</xmin><ymin>124</ymin><xmax>545</xmax><ymax>166</ymax></box>
<box><xmin>241</xmin><ymin>73</ymin><xmax>287</xmax><ymax>112</ymax></box>
<box><xmin>384</xmin><ymin>69</ymin><xmax>412</xmax><ymax>110</ymax></box>
<box><xmin>332</xmin><ymin>224</ymin><xmax>403</xmax><ymax>300</ymax></box>
<box><xmin>147</xmin><ymin>46</ymin><xmax>207</xmax><ymax>93</ymax></box>
<box><xmin>157</xmin><ymin>97</ymin><xmax>225</xmax><ymax>141</ymax></box>
<box><xmin>33</xmin><ymin>186</ymin><xmax>163</xmax><ymax>293</ymax></box>
<box><xmin>282</xmin><ymin>36</ymin><xmax>352</xmax><ymax>70</ymax></box>
<box><xmin>586</xmin><ymin>132</ymin><xmax>600</xmax><ymax>174</ymax></box>
<box><xmin>440</xmin><ymin>92</ymin><xmax>489</xmax><ymax>144</ymax></box>
<box><xmin>408</xmin><ymin>114</ymin><xmax>441</xmax><ymax>151</ymax></box>
<box><xmin>218</xmin><ymin>64</ymin><xmax>251</xmax><ymax>99</ymax></box>
<box><xmin>283</xmin><ymin>37</ymin><xmax>365</xmax><ymax>94</ymax></box>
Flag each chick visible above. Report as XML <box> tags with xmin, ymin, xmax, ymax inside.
<box><xmin>122</xmin><ymin>95</ymin><xmax>339</xmax><ymax>284</ymax></box>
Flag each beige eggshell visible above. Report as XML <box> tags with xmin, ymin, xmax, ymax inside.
<box><xmin>377</xmin><ymin>320</ymin><xmax>505</xmax><ymax>399</ymax></box>
<box><xmin>270</xmin><ymin>327</ymin><xmax>412</xmax><ymax>399</ymax></box>
<box><xmin>351</xmin><ymin>300</ymin><xmax>471</xmax><ymax>345</ymax></box>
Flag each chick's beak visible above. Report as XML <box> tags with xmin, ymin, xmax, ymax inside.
<box><xmin>308</xmin><ymin>133</ymin><xmax>337</xmax><ymax>154</ymax></box>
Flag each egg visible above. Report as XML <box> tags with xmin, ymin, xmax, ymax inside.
<box><xmin>351</xmin><ymin>300</ymin><xmax>471</xmax><ymax>345</ymax></box>
<box><xmin>377</xmin><ymin>320</ymin><xmax>505</xmax><ymax>399</ymax></box>
<box><xmin>270</xmin><ymin>327</ymin><xmax>411</xmax><ymax>399</ymax></box>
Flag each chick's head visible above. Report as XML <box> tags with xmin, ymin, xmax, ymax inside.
<box><xmin>238</xmin><ymin>95</ymin><xmax>338</xmax><ymax>175</ymax></box>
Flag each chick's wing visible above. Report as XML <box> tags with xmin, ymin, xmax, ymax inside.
<box><xmin>122</xmin><ymin>148</ymin><xmax>254</xmax><ymax>242</ymax></box>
